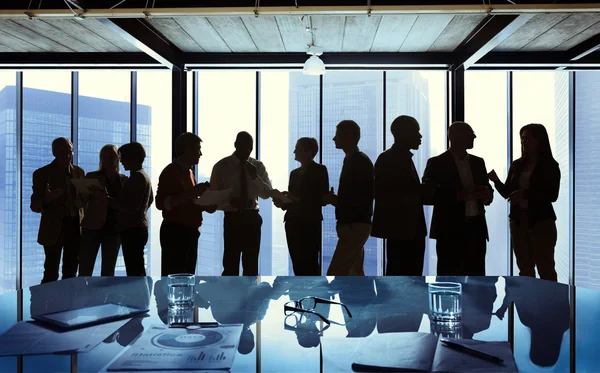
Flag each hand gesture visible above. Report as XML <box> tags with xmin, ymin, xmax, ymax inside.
<box><xmin>322</xmin><ymin>187</ymin><xmax>337</xmax><ymax>206</ymax></box>
<box><xmin>487</xmin><ymin>169</ymin><xmax>500</xmax><ymax>183</ymax></box>
<box><xmin>420</xmin><ymin>181</ymin><xmax>439</xmax><ymax>200</ymax></box>
<box><xmin>192</xmin><ymin>182</ymin><xmax>210</xmax><ymax>197</ymax></box>
<box><xmin>45</xmin><ymin>183</ymin><xmax>63</xmax><ymax>202</ymax></box>
<box><xmin>508</xmin><ymin>189</ymin><xmax>525</xmax><ymax>204</ymax></box>
<box><xmin>473</xmin><ymin>185</ymin><xmax>491</xmax><ymax>200</ymax></box>
<box><xmin>244</xmin><ymin>162</ymin><xmax>258</xmax><ymax>180</ymax></box>
<box><xmin>203</xmin><ymin>204</ymin><xmax>218</xmax><ymax>214</ymax></box>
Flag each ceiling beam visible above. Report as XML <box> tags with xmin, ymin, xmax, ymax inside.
<box><xmin>0</xmin><ymin>52</ymin><xmax>162</xmax><ymax>68</ymax></box>
<box><xmin>566</xmin><ymin>34</ymin><xmax>600</xmax><ymax>61</ymax></box>
<box><xmin>98</xmin><ymin>18</ymin><xmax>184</xmax><ymax>70</ymax></box>
<box><xmin>452</xmin><ymin>14</ymin><xmax>533</xmax><ymax>71</ymax></box>
<box><xmin>474</xmin><ymin>51</ymin><xmax>600</xmax><ymax>69</ymax></box>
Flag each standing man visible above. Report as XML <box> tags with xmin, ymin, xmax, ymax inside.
<box><xmin>371</xmin><ymin>116</ymin><xmax>437</xmax><ymax>275</ymax></box>
<box><xmin>422</xmin><ymin>121</ymin><xmax>493</xmax><ymax>276</ymax></box>
<box><xmin>323</xmin><ymin>120</ymin><xmax>374</xmax><ymax>276</ymax></box>
<box><xmin>210</xmin><ymin>131</ymin><xmax>272</xmax><ymax>276</ymax></box>
<box><xmin>156</xmin><ymin>132</ymin><xmax>217</xmax><ymax>276</ymax></box>
<box><xmin>31</xmin><ymin>137</ymin><xmax>85</xmax><ymax>284</ymax></box>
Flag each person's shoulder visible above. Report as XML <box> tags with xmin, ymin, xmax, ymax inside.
<box><xmin>72</xmin><ymin>165</ymin><xmax>85</xmax><ymax>175</ymax></box>
<box><xmin>119</xmin><ymin>173</ymin><xmax>129</xmax><ymax>182</ymax></box>
<box><xmin>357</xmin><ymin>152</ymin><xmax>374</xmax><ymax>167</ymax></box>
<box><xmin>213</xmin><ymin>155</ymin><xmax>233</xmax><ymax>168</ymax></box>
<box><xmin>469</xmin><ymin>153</ymin><xmax>485</xmax><ymax>163</ymax></box>
<box><xmin>33</xmin><ymin>163</ymin><xmax>51</xmax><ymax>177</ymax></box>
<box><xmin>85</xmin><ymin>170</ymin><xmax>102</xmax><ymax>179</ymax></box>
<box><xmin>249</xmin><ymin>157</ymin><xmax>266</xmax><ymax>169</ymax></box>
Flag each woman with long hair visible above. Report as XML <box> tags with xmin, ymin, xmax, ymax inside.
<box><xmin>488</xmin><ymin>123</ymin><xmax>561</xmax><ymax>281</ymax></box>
<box><xmin>79</xmin><ymin>144</ymin><xmax>128</xmax><ymax>276</ymax></box>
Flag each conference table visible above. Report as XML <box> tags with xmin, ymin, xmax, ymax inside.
<box><xmin>0</xmin><ymin>275</ymin><xmax>598</xmax><ymax>373</ymax></box>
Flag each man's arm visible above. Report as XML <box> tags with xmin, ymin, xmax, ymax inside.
<box><xmin>480</xmin><ymin>158</ymin><xmax>494</xmax><ymax>206</ymax></box>
<box><xmin>110</xmin><ymin>172</ymin><xmax>147</xmax><ymax>214</ymax></box>
<box><xmin>254</xmin><ymin>161</ymin><xmax>272</xmax><ymax>200</ymax></box>
<box><xmin>30</xmin><ymin>168</ymin><xmax>46</xmax><ymax>213</ymax></box>
<box><xmin>319</xmin><ymin>166</ymin><xmax>330</xmax><ymax>205</ymax></box>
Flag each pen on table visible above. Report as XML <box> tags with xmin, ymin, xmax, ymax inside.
<box><xmin>440</xmin><ymin>339</ymin><xmax>504</xmax><ymax>366</ymax></box>
<box><xmin>169</xmin><ymin>322</ymin><xmax>218</xmax><ymax>329</ymax></box>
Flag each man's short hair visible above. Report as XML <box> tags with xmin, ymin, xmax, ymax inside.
<box><xmin>118</xmin><ymin>142</ymin><xmax>146</xmax><ymax>164</ymax></box>
<box><xmin>297</xmin><ymin>137</ymin><xmax>319</xmax><ymax>158</ymax></box>
<box><xmin>390</xmin><ymin>115</ymin><xmax>419</xmax><ymax>137</ymax></box>
<box><xmin>448</xmin><ymin>121</ymin><xmax>470</xmax><ymax>139</ymax></box>
<box><xmin>337</xmin><ymin>120</ymin><xmax>361</xmax><ymax>144</ymax></box>
<box><xmin>51</xmin><ymin>137</ymin><xmax>72</xmax><ymax>153</ymax></box>
<box><xmin>175</xmin><ymin>132</ymin><xmax>202</xmax><ymax>157</ymax></box>
<box><xmin>235</xmin><ymin>131</ymin><xmax>253</xmax><ymax>144</ymax></box>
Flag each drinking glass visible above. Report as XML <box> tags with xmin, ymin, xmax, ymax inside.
<box><xmin>428</xmin><ymin>282</ymin><xmax>462</xmax><ymax>324</ymax></box>
<box><xmin>168</xmin><ymin>273</ymin><xmax>195</xmax><ymax>308</ymax></box>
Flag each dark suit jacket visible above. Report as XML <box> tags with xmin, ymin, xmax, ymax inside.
<box><xmin>81</xmin><ymin>170</ymin><xmax>128</xmax><ymax>230</ymax></box>
<box><xmin>422</xmin><ymin>151</ymin><xmax>493</xmax><ymax>240</ymax></box>
<box><xmin>284</xmin><ymin>162</ymin><xmax>329</xmax><ymax>223</ymax></box>
<box><xmin>493</xmin><ymin>158</ymin><xmax>560</xmax><ymax>226</ymax></box>
<box><xmin>371</xmin><ymin>146</ymin><xmax>427</xmax><ymax>240</ymax></box>
<box><xmin>30</xmin><ymin>162</ymin><xmax>85</xmax><ymax>246</ymax></box>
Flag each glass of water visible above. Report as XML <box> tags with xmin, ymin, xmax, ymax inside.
<box><xmin>428</xmin><ymin>282</ymin><xmax>462</xmax><ymax>324</ymax></box>
<box><xmin>168</xmin><ymin>274</ymin><xmax>195</xmax><ymax>308</ymax></box>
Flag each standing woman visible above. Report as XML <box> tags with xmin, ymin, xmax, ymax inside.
<box><xmin>274</xmin><ymin>137</ymin><xmax>329</xmax><ymax>275</ymax></box>
<box><xmin>110</xmin><ymin>142</ymin><xmax>154</xmax><ymax>276</ymax></box>
<box><xmin>488</xmin><ymin>123</ymin><xmax>561</xmax><ymax>281</ymax></box>
<box><xmin>79</xmin><ymin>145</ymin><xmax>128</xmax><ymax>276</ymax></box>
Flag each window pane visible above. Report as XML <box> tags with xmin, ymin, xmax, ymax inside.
<box><xmin>196</xmin><ymin>71</ymin><xmax>256</xmax><ymax>275</ymax></box>
<box><xmin>385</xmin><ymin>71</ymin><xmax>446</xmax><ymax>275</ymax></box>
<box><xmin>78</xmin><ymin>71</ymin><xmax>131</xmax><ymax>276</ymax></box>
<box><xmin>322</xmin><ymin>71</ymin><xmax>382</xmax><ymax>276</ymax></box>
<box><xmin>465</xmin><ymin>71</ymin><xmax>509</xmax><ymax>276</ymax></box>
<box><xmin>21</xmin><ymin>70</ymin><xmax>71</xmax><ymax>373</ymax></box>
<box><xmin>260</xmin><ymin>71</ymin><xmax>319</xmax><ymax>275</ymax></box>
<box><xmin>512</xmin><ymin>71</ymin><xmax>570</xmax><ymax>284</ymax></box>
<box><xmin>22</xmin><ymin>71</ymin><xmax>71</xmax><ymax>289</ymax></box>
<box><xmin>0</xmin><ymin>72</ymin><xmax>16</xmax><ymax>295</ymax></box>
<box><xmin>137</xmin><ymin>70</ymin><xmax>172</xmax><ymax>277</ymax></box>
<box><xmin>575</xmin><ymin>71</ymin><xmax>600</xmax><ymax>290</ymax></box>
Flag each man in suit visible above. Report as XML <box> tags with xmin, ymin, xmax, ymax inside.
<box><xmin>31</xmin><ymin>137</ymin><xmax>85</xmax><ymax>284</ymax></box>
<box><xmin>371</xmin><ymin>116</ymin><xmax>437</xmax><ymax>275</ymax></box>
<box><xmin>422</xmin><ymin>121</ymin><xmax>493</xmax><ymax>275</ymax></box>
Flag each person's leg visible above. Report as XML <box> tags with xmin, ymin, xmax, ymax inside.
<box><xmin>436</xmin><ymin>237</ymin><xmax>462</xmax><ymax>276</ymax></box>
<box><xmin>349</xmin><ymin>223</ymin><xmax>370</xmax><ymax>276</ymax></box>
<box><xmin>463</xmin><ymin>220</ymin><xmax>487</xmax><ymax>276</ymax></box>
<box><xmin>510</xmin><ymin>218</ymin><xmax>536</xmax><ymax>277</ymax></box>
<box><xmin>222</xmin><ymin>213</ymin><xmax>243</xmax><ymax>276</ymax></box>
<box><xmin>61</xmin><ymin>217</ymin><xmax>80</xmax><ymax>279</ymax></box>
<box><xmin>184</xmin><ymin>228</ymin><xmax>200</xmax><ymax>275</ymax></box>
<box><xmin>100</xmin><ymin>229</ymin><xmax>121</xmax><ymax>276</ymax></box>
<box><xmin>386</xmin><ymin>236</ymin><xmax>426</xmax><ymax>276</ymax></box>
<box><xmin>285</xmin><ymin>221</ymin><xmax>303</xmax><ymax>276</ymax></box>
<box><xmin>122</xmin><ymin>227</ymin><xmax>148</xmax><ymax>276</ymax></box>
<box><xmin>160</xmin><ymin>222</ymin><xmax>187</xmax><ymax>276</ymax></box>
<box><xmin>531</xmin><ymin>220</ymin><xmax>558</xmax><ymax>282</ymax></box>
<box><xmin>41</xmin><ymin>243</ymin><xmax>62</xmax><ymax>284</ymax></box>
<box><xmin>306</xmin><ymin>222</ymin><xmax>322</xmax><ymax>276</ymax></box>
<box><xmin>78</xmin><ymin>228</ymin><xmax>102</xmax><ymax>276</ymax></box>
<box><xmin>241</xmin><ymin>213</ymin><xmax>262</xmax><ymax>276</ymax></box>
<box><xmin>327</xmin><ymin>223</ymin><xmax>369</xmax><ymax>276</ymax></box>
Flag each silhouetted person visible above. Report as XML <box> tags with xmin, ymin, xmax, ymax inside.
<box><xmin>210</xmin><ymin>132</ymin><xmax>272</xmax><ymax>276</ymax></box>
<box><xmin>274</xmin><ymin>138</ymin><xmax>329</xmax><ymax>276</ymax></box>
<box><xmin>108</xmin><ymin>142</ymin><xmax>153</xmax><ymax>276</ymax></box>
<box><xmin>496</xmin><ymin>276</ymin><xmax>570</xmax><ymax>367</ymax></box>
<box><xmin>375</xmin><ymin>277</ymin><xmax>429</xmax><ymax>333</ymax></box>
<box><xmin>323</xmin><ymin>120</ymin><xmax>374</xmax><ymax>276</ymax></box>
<box><xmin>79</xmin><ymin>145</ymin><xmax>128</xmax><ymax>277</ymax></box>
<box><xmin>488</xmin><ymin>124</ymin><xmax>560</xmax><ymax>282</ymax></box>
<box><xmin>156</xmin><ymin>133</ymin><xmax>217</xmax><ymax>276</ymax></box>
<box><xmin>330</xmin><ymin>276</ymin><xmax>377</xmax><ymax>337</ymax></box>
<box><xmin>372</xmin><ymin>116</ymin><xmax>437</xmax><ymax>276</ymax></box>
<box><xmin>423</xmin><ymin>121</ymin><xmax>493</xmax><ymax>276</ymax></box>
<box><xmin>31</xmin><ymin>137</ymin><xmax>85</xmax><ymax>284</ymax></box>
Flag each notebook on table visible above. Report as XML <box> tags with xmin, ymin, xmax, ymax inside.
<box><xmin>351</xmin><ymin>332</ymin><xmax>517</xmax><ymax>373</ymax></box>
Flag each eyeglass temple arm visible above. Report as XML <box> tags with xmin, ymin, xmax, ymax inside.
<box><xmin>285</xmin><ymin>306</ymin><xmax>332</xmax><ymax>325</ymax></box>
<box><xmin>313</xmin><ymin>298</ymin><xmax>353</xmax><ymax>317</ymax></box>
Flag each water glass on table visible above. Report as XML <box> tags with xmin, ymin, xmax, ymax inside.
<box><xmin>168</xmin><ymin>273</ymin><xmax>195</xmax><ymax>308</ymax></box>
<box><xmin>428</xmin><ymin>282</ymin><xmax>462</xmax><ymax>324</ymax></box>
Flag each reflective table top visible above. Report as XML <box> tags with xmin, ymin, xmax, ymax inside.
<box><xmin>0</xmin><ymin>276</ymin><xmax>598</xmax><ymax>373</ymax></box>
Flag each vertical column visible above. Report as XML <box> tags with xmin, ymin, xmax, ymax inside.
<box><xmin>15</xmin><ymin>71</ymin><xmax>22</xmax><ymax>293</ymax></box>
<box><xmin>172</xmin><ymin>68</ymin><xmax>187</xmax><ymax>160</ymax></box>
<box><xmin>568</xmin><ymin>71</ymin><xmax>576</xmax><ymax>373</ymax></box>
<box><xmin>451</xmin><ymin>67</ymin><xmax>465</xmax><ymax>124</ymax></box>
<box><xmin>71</xmin><ymin>72</ymin><xmax>79</xmax><ymax>165</ymax></box>
<box><xmin>192</xmin><ymin>72</ymin><xmax>199</xmax><ymax>177</ymax></box>
<box><xmin>131</xmin><ymin>71</ymin><xmax>138</xmax><ymax>142</ymax></box>
<box><xmin>319</xmin><ymin>75</ymin><xmax>323</xmax><ymax>165</ymax></box>
<box><xmin>506</xmin><ymin>71</ymin><xmax>514</xmax><ymax>276</ymax></box>
<box><xmin>382</xmin><ymin>71</ymin><xmax>387</xmax><ymax>275</ymax></box>
<box><xmin>256</xmin><ymin>71</ymin><xmax>261</xmax><ymax>160</ymax></box>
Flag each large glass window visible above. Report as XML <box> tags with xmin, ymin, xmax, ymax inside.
<box><xmin>195</xmin><ymin>71</ymin><xmax>256</xmax><ymax>275</ymax></box>
<box><xmin>22</xmin><ymin>71</ymin><xmax>71</xmax><ymax>289</ymax></box>
<box><xmin>322</xmin><ymin>71</ymin><xmax>383</xmax><ymax>276</ymax></box>
<box><xmin>465</xmin><ymin>71</ymin><xmax>509</xmax><ymax>276</ymax></box>
<box><xmin>137</xmin><ymin>70</ymin><xmax>172</xmax><ymax>277</ymax></box>
<box><xmin>385</xmin><ymin>71</ymin><xmax>447</xmax><ymax>275</ymax></box>
<box><xmin>0</xmin><ymin>72</ymin><xmax>16</xmax><ymax>295</ymax></box>
<box><xmin>512</xmin><ymin>71</ymin><xmax>570</xmax><ymax>284</ymax></box>
<box><xmin>575</xmin><ymin>71</ymin><xmax>600</xmax><ymax>290</ymax></box>
<box><xmin>260</xmin><ymin>71</ymin><xmax>320</xmax><ymax>275</ymax></box>
<box><xmin>78</xmin><ymin>71</ymin><xmax>131</xmax><ymax>276</ymax></box>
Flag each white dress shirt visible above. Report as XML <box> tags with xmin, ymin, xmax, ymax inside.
<box><xmin>452</xmin><ymin>152</ymin><xmax>480</xmax><ymax>217</ymax></box>
<box><xmin>209</xmin><ymin>153</ymin><xmax>272</xmax><ymax>212</ymax></box>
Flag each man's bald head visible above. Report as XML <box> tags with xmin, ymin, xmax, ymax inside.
<box><xmin>234</xmin><ymin>131</ymin><xmax>254</xmax><ymax>160</ymax></box>
<box><xmin>448</xmin><ymin>121</ymin><xmax>476</xmax><ymax>150</ymax></box>
<box><xmin>51</xmin><ymin>137</ymin><xmax>73</xmax><ymax>167</ymax></box>
<box><xmin>390</xmin><ymin>115</ymin><xmax>422</xmax><ymax>150</ymax></box>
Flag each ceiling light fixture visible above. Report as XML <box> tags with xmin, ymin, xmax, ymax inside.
<box><xmin>303</xmin><ymin>45</ymin><xmax>325</xmax><ymax>76</ymax></box>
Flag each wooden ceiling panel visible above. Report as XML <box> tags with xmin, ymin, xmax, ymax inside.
<box><xmin>275</xmin><ymin>16</ymin><xmax>311</xmax><ymax>52</ymax></box>
<box><xmin>399</xmin><ymin>14</ymin><xmax>454</xmax><ymax>52</ymax></box>
<box><xmin>554</xmin><ymin>19</ymin><xmax>600</xmax><ymax>51</ymax></box>
<box><xmin>370</xmin><ymin>15</ymin><xmax>417</xmax><ymax>52</ymax></box>
<box><xmin>0</xmin><ymin>28</ymin><xmax>44</xmax><ymax>52</ymax></box>
<box><xmin>520</xmin><ymin>13</ymin><xmax>600</xmax><ymax>51</ymax></box>
<box><xmin>241</xmin><ymin>16</ymin><xmax>286</xmax><ymax>52</ymax></box>
<box><xmin>429</xmin><ymin>14</ymin><xmax>487</xmax><ymax>52</ymax></box>
<box><xmin>44</xmin><ymin>19</ymin><xmax>124</xmax><ymax>52</ymax></box>
<box><xmin>173</xmin><ymin>17</ymin><xmax>230</xmax><ymax>52</ymax></box>
<box><xmin>207</xmin><ymin>17</ymin><xmax>258</xmax><ymax>52</ymax></box>
<box><xmin>148</xmin><ymin>18</ymin><xmax>204</xmax><ymax>52</ymax></box>
<box><xmin>78</xmin><ymin>19</ymin><xmax>141</xmax><ymax>52</ymax></box>
<box><xmin>12</xmin><ymin>19</ymin><xmax>97</xmax><ymax>52</ymax></box>
<box><xmin>342</xmin><ymin>15</ymin><xmax>382</xmax><ymax>52</ymax></box>
<box><xmin>0</xmin><ymin>20</ymin><xmax>73</xmax><ymax>52</ymax></box>
<box><xmin>311</xmin><ymin>15</ymin><xmax>345</xmax><ymax>52</ymax></box>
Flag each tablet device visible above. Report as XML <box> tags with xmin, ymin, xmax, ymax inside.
<box><xmin>31</xmin><ymin>303</ymin><xmax>149</xmax><ymax>329</ymax></box>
